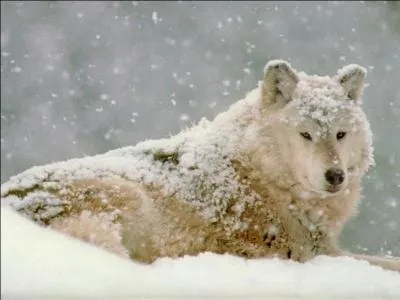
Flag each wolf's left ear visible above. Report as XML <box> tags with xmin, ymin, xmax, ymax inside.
<box><xmin>261</xmin><ymin>60</ymin><xmax>298</xmax><ymax>106</ymax></box>
<box><xmin>335</xmin><ymin>64</ymin><xmax>367</xmax><ymax>102</ymax></box>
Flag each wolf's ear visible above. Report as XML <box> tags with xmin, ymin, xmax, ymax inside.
<box><xmin>336</xmin><ymin>64</ymin><xmax>367</xmax><ymax>102</ymax></box>
<box><xmin>261</xmin><ymin>60</ymin><xmax>298</xmax><ymax>106</ymax></box>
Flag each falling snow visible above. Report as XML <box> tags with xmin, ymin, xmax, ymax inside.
<box><xmin>152</xmin><ymin>11</ymin><xmax>161</xmax><ymax>24</ymax></box>
<box><xmin>1</xmin><ymin>2</ymin><xmax>399</xmax><ymax>295</ymax></box>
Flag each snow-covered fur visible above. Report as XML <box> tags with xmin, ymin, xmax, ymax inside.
<box><xmin>1</xmin><ymin>60</ymin><xmax>399</xmax><ymax>272</ymax></box>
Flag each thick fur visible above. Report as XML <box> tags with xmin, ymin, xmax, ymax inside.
<box><xmin>1</xmin><ymin>60</ymin><xmax>399</xmax><ymax>272</ymax></box>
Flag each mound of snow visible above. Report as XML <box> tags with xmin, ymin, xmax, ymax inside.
<box><xmin>1</xmin><ymin>206</ymin><xmax>399</xmax><ymax>300</ymax></box>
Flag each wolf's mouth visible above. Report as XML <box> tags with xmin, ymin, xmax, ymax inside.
<box><xmin>301</xmin><ymin>179</ymin><xmax>341</xmax><ymax>197</ymax></box>
<box><xmin>305</xmin><ymin>186</ymin><xmax>342</xmax><ymax>198</ymax></box>
<box><xmin>326</xmin><ymin>185</ymin><xmax>341</xmax><ymax>194</ymax></box>
<box><xmin>308</xmin><ymin>181</ymin><xmax>345</xmax><ymax>196</ymax></box>
<box><xmin>301</xmin><ymin>175</ymin><xmax>347</xmax><ymax>197</ymax></box>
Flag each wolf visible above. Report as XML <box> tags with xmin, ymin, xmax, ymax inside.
<box><xmin>1</xmin><ymin>60</ymin><xmax>399</xmax><ymax>272</ymax></box>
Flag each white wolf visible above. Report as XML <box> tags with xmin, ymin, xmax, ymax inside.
<box><xmin>1</xmin><ymin>60</ymin><xmax>399</xmax><ymax>272</ymax></box>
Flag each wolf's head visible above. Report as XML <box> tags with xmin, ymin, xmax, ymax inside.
<box><xmin>258</xmin><ymin>60</ymin><xmax>374</xmax><ymax>197</ymax></box>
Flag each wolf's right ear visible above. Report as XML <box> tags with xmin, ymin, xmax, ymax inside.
<box><xmin>261</xmin><ymin>60</ymin><xmax>298</xmax><ymax>106</ymax></box>
<box><xmin>335</xmin><ymin>64</ymin><xmax>367</xmax><ymax>102</ymax></box>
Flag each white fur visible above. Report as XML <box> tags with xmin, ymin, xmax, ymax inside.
<box><xmin>1</xmin><ymin>60</ymin><xmax>399</xmax><ymax>272</ymax></box>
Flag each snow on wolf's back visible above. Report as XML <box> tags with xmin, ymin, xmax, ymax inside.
<box><xmin>0</xmin><ymin>96</ymin><xmax>254</xmax><ymax>223</ymax></box>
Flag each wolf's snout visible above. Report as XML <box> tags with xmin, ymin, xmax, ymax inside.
<box><xmin>325</xmin><ymin>168</ymin><xmax>345</xmax><ymax>186</ymax></box>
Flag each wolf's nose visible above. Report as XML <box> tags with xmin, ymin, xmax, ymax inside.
<box><xmin>325</xmin><ymin>168</ymin><xmax>345</xmax><ymax>185</ymax></box>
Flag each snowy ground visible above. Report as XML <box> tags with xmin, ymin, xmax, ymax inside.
<box><xmin>1</xmin><ymin>206</ymin><xmax>400</xmax><ymax>300</ymax></box>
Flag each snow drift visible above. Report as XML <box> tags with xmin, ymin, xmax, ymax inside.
<box><xmin>1</xmin><ymin>206</ymin><xmax>399</xmax><ymax>300</ymax></box>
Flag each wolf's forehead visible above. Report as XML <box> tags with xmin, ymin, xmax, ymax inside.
<box><xmin>294</xmin><ymin>75</ymin><xmax>345</xmax><ymax>102</ymax></box>
<box><xmin>290</xmin><ymin>76</ymin><xmax>353</xmax><ymax>131</ymax></box>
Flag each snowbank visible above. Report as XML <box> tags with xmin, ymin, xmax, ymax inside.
<box><xmin>1</xmin><ymin>206</ymin><xmax>399</xmax><ymax>300</ymax></box>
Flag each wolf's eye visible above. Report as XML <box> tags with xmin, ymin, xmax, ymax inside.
<box><xmin>300</xmin><ymin>132</ymin><xmax>312</xmax><ymax>141</ymax></box>
<box><xmin>336</xmin><ymin>131</ymin><xmax>346</xmax><ymax>140</ymax></box>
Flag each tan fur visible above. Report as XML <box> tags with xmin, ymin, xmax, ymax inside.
<box><xmin>2</xmin><ymin>60</ymin><xmax>399</xmax><ymax>272</ymax></box>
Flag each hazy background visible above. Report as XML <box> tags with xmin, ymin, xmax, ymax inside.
<box><xmin>1</xmin><ymin>1</ymin><xmax>399</xmax><ymax>256</ymax></box>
